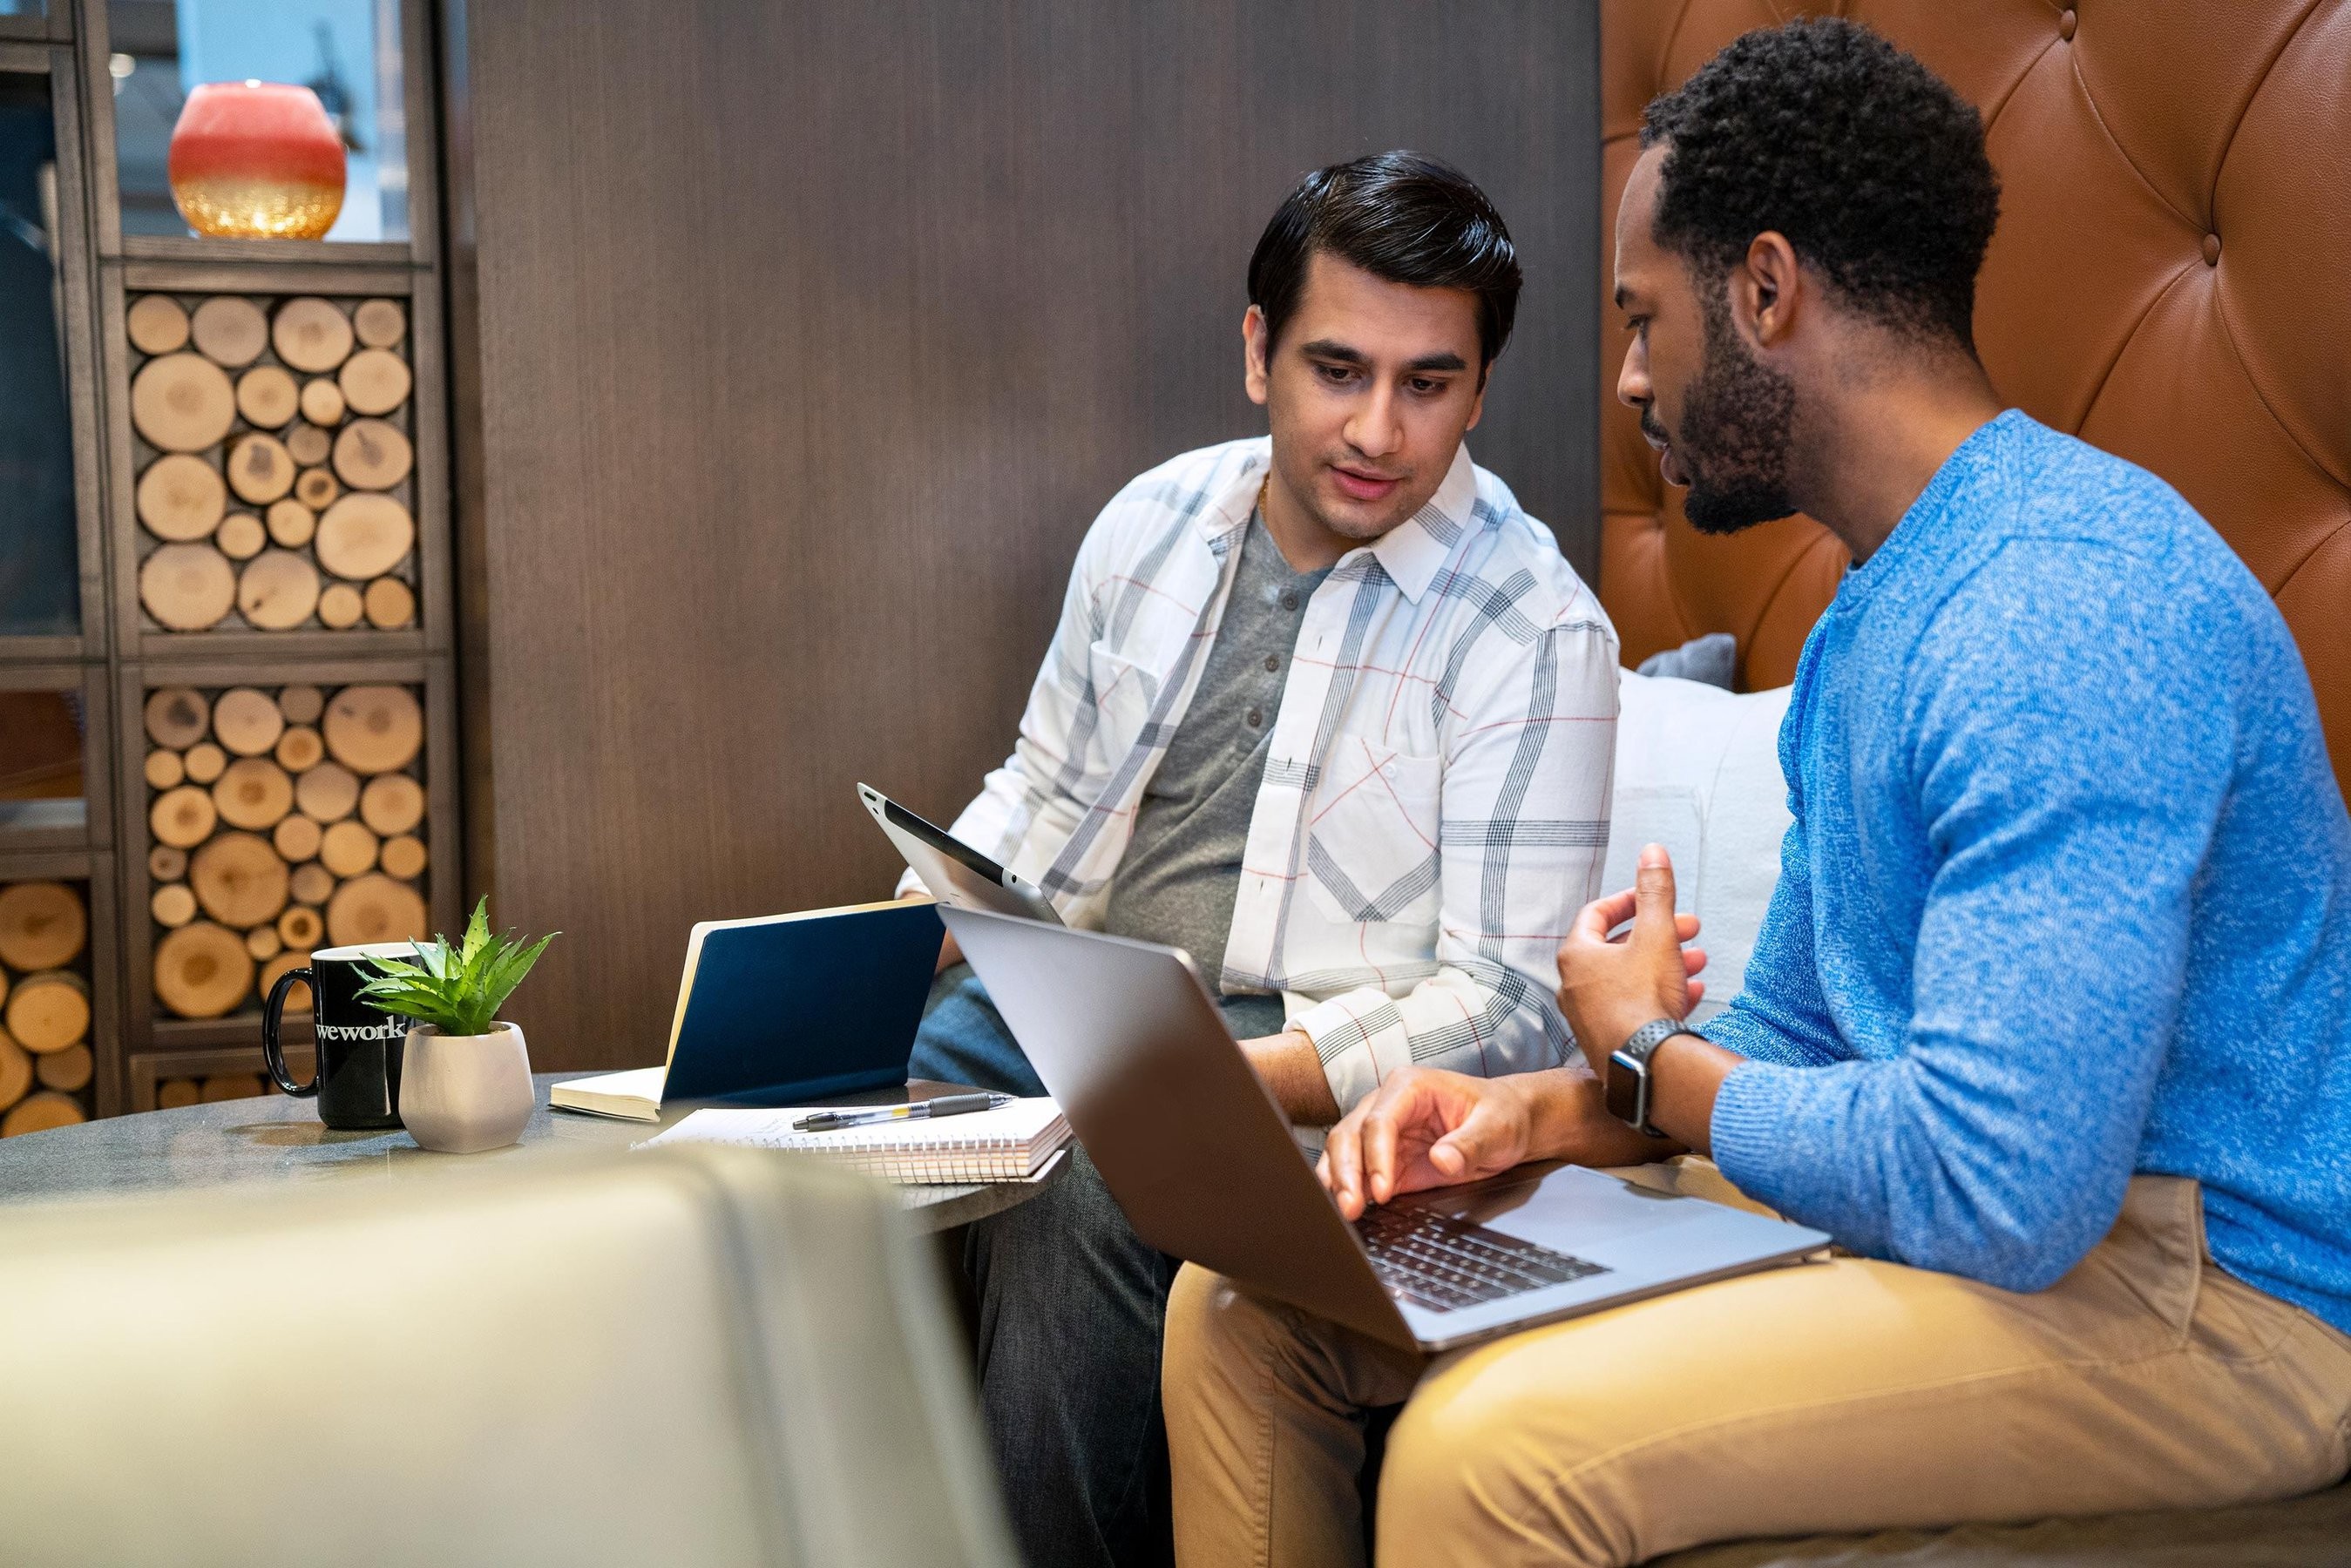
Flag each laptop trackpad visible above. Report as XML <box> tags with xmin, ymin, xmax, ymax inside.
<box><xmin>1402</xmin><ymin>1165</ymin><xmax>1711</xmax><ymax>1256</ymax></box>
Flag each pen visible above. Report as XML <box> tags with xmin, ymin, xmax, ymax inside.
<box><xmin>793</xmin><ymin>1092</ymin><xmax>1012</xmax><ymax>1132</ymax></box>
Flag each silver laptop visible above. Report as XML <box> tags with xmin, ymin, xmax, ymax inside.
<box><xmin>942</xmin><ymin>905</ymin><xmax>1829</xmax><ymax>1354</ymax></box>
<box><xmin>857</xmin><ymin>784</ymin><xmax>1061</xmax><ymax>924</ymax></box>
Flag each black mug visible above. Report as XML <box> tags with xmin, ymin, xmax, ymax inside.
<box><xmin>262</xmin><ymin>942</ymin><xmax>414</xmax><ymax>1130</ymax></box>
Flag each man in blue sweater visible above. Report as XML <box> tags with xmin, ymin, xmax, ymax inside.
<box><xmin>1161</xmin><ymin>20</ymin><xmax>2351</xmax><ymax>1566</ymax></box>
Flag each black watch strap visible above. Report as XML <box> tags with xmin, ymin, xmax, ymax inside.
<box><xmin>1605</xmin><ymin>1017</ymin><xmax>1688</xmax><ymax>1139</ymax></box>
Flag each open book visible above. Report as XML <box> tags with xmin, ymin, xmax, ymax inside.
<box><xmin>639</xmin><ymin>1097</ymin><xmax>1070</xmax><ymax>1185</ymax></box>
<box><xmin>549</xmin><ymin>898</ymin><xmax>942</xmax><ymax>1121</ymax></box>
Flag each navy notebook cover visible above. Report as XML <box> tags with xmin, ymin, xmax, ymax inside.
<box><xmin>657</xmin><ymin>899</ymin><xmax>945</xmax><ymax>1105</ymax></box>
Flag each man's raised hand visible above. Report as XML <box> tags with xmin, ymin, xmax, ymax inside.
<box><xmin>1556</xmin><ymin>842</ymin><xmax>1707</xmax><ymax>1077</ymax></box>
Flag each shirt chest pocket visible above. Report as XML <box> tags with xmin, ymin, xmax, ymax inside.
<box><xmin>1304</xmin><ymin>733</ymin><xmax>1443</xmax><ymax>927</ymax></box>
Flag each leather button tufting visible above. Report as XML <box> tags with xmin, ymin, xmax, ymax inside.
<box><xmin>2202</xmin><ymin>233</ymin><xmax>2221</xmax><ymax>266</ymax></box>
<box><xmin>2058</xmin><ymin>9</ymin><xmax>2077</xmax><ymax>39</ymax></box>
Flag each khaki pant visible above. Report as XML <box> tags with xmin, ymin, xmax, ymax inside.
<box><xmin>1162</xmin><ymin>1166</ymin><xmax>2351</xmax><ymax>1567</ymax></box>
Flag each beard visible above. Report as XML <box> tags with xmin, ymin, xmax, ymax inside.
<box><xmin>1658</xmin><ymin>288</ymin><xmax>1798</xmax><ymax>535</ymax></box>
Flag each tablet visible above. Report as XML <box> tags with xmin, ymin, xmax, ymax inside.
<box><xmin>857</xmin><ymin>783</ymin><xmax>1063</xmax><ymax>925</ymax></box>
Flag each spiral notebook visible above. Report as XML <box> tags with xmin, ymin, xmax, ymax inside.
<box><xmin>639</xmin><ymin>1098</ymin><xmax>1070</xmax><ymax>1185</ymax></box>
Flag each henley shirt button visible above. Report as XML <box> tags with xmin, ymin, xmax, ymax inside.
<box><xmin>1264</xmin><ymin>653</ymin><xmax>1281</xmax><ymax>672</ymax></box>
<box><xmin>1280</xmin><ymin>591</ymin><xmax>1299</xmax><ymax>612</ymax></box>
<box><xmin>1246</xmin><ymin>707</ymin><xmax>1264</xmax><ymax>728</ymax></box>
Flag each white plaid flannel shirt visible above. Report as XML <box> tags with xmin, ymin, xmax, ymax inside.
<box><xmin>904</xmin><ymin>436</ymin><xmax>1618</xmax><ymax>1112</ymax></box>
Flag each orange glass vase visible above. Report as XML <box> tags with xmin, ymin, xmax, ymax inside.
<box><xmin>168</xmin><ymin>81</ymin><xmax>346</xmax><ymax>240</ymax></box>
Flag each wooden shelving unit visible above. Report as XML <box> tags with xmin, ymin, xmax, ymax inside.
<box><xmin>0</xmin><ymin>1</ymin><xmax>456</xmax><ymax>1125</ymax></box>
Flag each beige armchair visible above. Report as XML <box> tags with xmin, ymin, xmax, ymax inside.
<box><xmin>0</xmin><ymin>1147</ymin><xmax>1015</xmax><ymax>1567</ymax></box>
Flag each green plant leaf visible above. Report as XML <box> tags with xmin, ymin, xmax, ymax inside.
<box><xmin>351</xmin><ymin>902</ymin><xmax>557</xmax><ymax>1037</ymax></box>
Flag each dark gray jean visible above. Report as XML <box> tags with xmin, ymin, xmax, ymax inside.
<box><xmin>911</xmin><ymin>962</ymin><xmax>1284</xmax><ymax>1568</ymax></box>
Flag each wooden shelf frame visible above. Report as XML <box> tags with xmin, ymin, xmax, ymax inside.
<box><xmin>26</xmin><ymin>0</ymin><xmax>464</xmax><ymax>1108</ymax></box>
<box><xmin>96</xmin><ymin>267</ymin><xmax>452</xmax><ymax>662</ymax></box>
<box><xmin>114</xmin><ymin>656</ymin><xmax>461</xmax><ymax>1061</ymax></box>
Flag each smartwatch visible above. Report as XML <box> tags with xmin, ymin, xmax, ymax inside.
<box><xmin>1605</xmin><ymin>1017</ymin><xmax>1689</xmax><ymax>1139</ymax></box>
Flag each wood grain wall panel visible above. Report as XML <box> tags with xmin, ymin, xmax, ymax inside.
<box><xmin>443</xmin><ymin>0</ymin><xmax>1600</xmax><ymax>1068</ymax></box>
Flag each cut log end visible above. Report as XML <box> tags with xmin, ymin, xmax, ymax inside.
<box><xmin>145</xmin><ymin>687</ymin><xmax>211</xmax><ymax>750</ymax></box>
<box><xmin>126</xmin><ymin>294</ymin><xmax>191</xmax><ymax>355</ymax></box>
<box><xmin>359</xmin><ymin>773</ymin><xmax>426</xmax><ymax>836</ymax></box>
<box><xmin>274</xmin><ymin>725</ymin><xmax>325</xmax><ymax>772</ymax></box>
<box><xmin>212</xmin><ymin>756</ymin><xmax>295</xmax><ymax>830</ymax></box>
<box><xmin>0</xmin><ymin>882</ymin><xmax>88</xmax><ymax>970</ymax></box>
<box><xmin>379</xmin><ymin>834</ymin><xmax>428</xmax><ymax>881</ymax></box>
<box><xmin>273</xmin><ymin>297</ymin><xmax>355</xmax><ymax>374</ymax></box>
<box><xmin>294</xmin><ymin>760</ymin><xmax>360</xmax><ymax>823</ymax></box>
<box><xmin>183</xmin><ymin>742</ymin><xmax>227</xmax><ymax>785</ymax></box>
<box><xmin>216</xmin><ymin>512</ymin><xmax>268</xmax><ymax>561</ymax></box>
<box><xmin>136</xmin><ymin>453</ymin><xmax>228</xmax><ymax>543</ymax></box>
<box><xmin>278</xmin><ymin>684</ymin><xmax>325</xmax><ymax>725</ymax></box>
<box><xmin>227</xmin><ymin>432</ymin><xmax>295</xmax><ymax>505</ymax></box>
<box><xmin>322</xmin><ymin>685</ymin><xmax>424</xmax><ymax>775</ymax></box>
<box><xmin>139</xmin><ymin>544</ymin><xmax>237</xmax><ymax>631</ymax></box>
<box><xmin>213</xmin><ymin>687</ymin><xmax>285</xmax><ymax>758</ymax></box>
<box><xmin>234</xmin><ymin>363</ymin><xmax>300</xmax><ymax>429</ymax></box>
<box><xmin>190</xmin><ymin>830</ymin><xmax>290</xmax><ymax>928</ymax></box>
<box><xmin>2</xmin><ymin>1091</ymin><xmax>86</xmax><ymax>1138</ymax></box>
<box><xmin>151</xmin><ymin>882</ymin><xmax>198</xmax><ymax>929</ymax></box>
<box><xmin>326</xmin><ymin>873</ymin><xmax>429</xmax><ymax>948</ymax></box>
<box><xmin>299</xmin><ymin>377</ymin><xmax>347</xmax><ymax>427</ymax></box>
<box><xmin>0</xmin><ymin>1031</ymin><xmax>26</xmax><ymax>1112</ymax></box>
<box><xmin>320</xmin><ymin>818</ymin><xmax>380</xmax><ymax>877</ymax></box>
<box><xmin>352</xmin><ymin>298</ymin><xmax>406</xmax><ymax>348</ymax></box>
<box><xmin>330</xmin><ymin>418</ymin><xmax>413</xmax><ymax>493</ymax></box>
<box><xmin>5</xmin><ymin>972</ymin><xmax>91</xmax><ymax>1053</ymax></box>
<box><xmin>317</xmin><ymin>583</ymin><xmax>364</xmax><ymax>629</ymax></box>
<box><xmin>154</xmin><ymin>921</ymin><xmax>256</xmax><ymax>1019</ymax></box>
<box><xmin>132</xmin><ymin>352</ymin><xmax>236</xmax><ymax>452</ymax></box>
<box><xmin>272</xmin><ymin>811</ymin><xmax>323</xmax><ymax>863</ymax></box>
<box><xmin>190</xmin><ymin>295</ymin><xmax>269</xmax><ymax>368</ymax></box>
<box><xmin>339</xmin><ymin>348</ymin><xmax>412</xmax><ymax>416</ymax></box>
<box><xmin>288</xmin><ymin>863</ymin><xmax>335</xmax><ymax>906</ymax></box>
<box><xmin>157</xmin><ymin>1078</ymin><xmax>201</xmax><ymax>1109</ymax></box>
<box><xmin>148</xmin><ymin>783</ymin><xmax>219</xmax><ymax>848</ymax></box>
<box><xmin>237</xmin><ymin>550</ymin><xmax>322</xmax><ymax>630</ymax></box>
<box><xmin>34</xmin><ymin>1041</ymin><xmax>91</xmax><ymax>1093</ymax></box>
<box><xmin>285</xmin><ymin>423</ymin><xmax>331</xmax><ymax>466</ymax></box>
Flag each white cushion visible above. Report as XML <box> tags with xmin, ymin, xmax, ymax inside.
<box><xmin>1605</xmin><ymin>670</ymin><xmax>1793</xmax><ymax>1022</ymax></box>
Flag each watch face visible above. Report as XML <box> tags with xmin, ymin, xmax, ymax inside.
<box><xmin>1605</xmin><ymin>1050</ymin><xmax>1643</xmax><ymax>1126</ymax></box>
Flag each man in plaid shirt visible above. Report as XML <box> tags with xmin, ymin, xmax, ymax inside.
<box><xmin>899</xmin><ymin>152</ymin><xmax>1617</xmax><ymax>1567</ymax></box>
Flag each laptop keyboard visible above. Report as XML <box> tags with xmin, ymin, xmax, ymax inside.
<box><xmin>1357</xmin><ymin>1205</ymin><xmax>1609</xmax><ymax>1314</ymax></box>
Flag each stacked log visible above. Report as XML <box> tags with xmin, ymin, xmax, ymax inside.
<box><xmin>126</xmin><ymin>292</ymin><xmax>418</xmax><ymax>633</ymax></box>
<box><xmin>146</xmin><ymin>683</ymin><xmax>430</xmax><ymax>1021</ymax></box>
<box><xmin>0</xmin><ymin>882</ymin><xmax>93</xmax><ymax>1134</ymax></box>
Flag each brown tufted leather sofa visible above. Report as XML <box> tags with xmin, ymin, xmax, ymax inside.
<box><xmin>1600</xmin><ymin>0</ymin><xmax>2351</xmax><ymax>800</ymax></box>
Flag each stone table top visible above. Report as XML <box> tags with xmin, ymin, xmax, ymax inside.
<box><xmin>0</xmin><ymin>1072</ymin><xmax>1061</xmax><ymax>1233</ymax></box>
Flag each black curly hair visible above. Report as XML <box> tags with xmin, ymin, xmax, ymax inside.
<box><xmin>1640</xmin><ymin>18</ymin><xmax>2000</xmax><ymax>347</ymax></box>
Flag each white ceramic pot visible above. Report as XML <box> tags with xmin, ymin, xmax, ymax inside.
<box><xmin>397</xmin><ymin>1022</ymin><xmax>532</xmax><ymax>1153</ymax></box>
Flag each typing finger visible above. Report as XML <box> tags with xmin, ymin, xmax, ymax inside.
<box><xmin>1321</xmin><ymin>1116</ymin><xmax>1364</xmax><ymax>1219</ymax></box>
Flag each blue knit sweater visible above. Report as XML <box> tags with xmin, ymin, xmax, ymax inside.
<box><xmin>1707</xmin><ymin>410</ymin><xmax>2351</xmax><ymax>1335</ymax></box>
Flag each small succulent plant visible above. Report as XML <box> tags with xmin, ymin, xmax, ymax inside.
<box><xmin>357</xmin><ymin>898</ymin><xmax>556</xmax><ymax>1038</ymax></box>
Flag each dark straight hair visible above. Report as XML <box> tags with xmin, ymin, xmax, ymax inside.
<box><xmin>1248</xmin><ymin>151</ymin><xmax>1523</xmax><ymax>372</ymax></box>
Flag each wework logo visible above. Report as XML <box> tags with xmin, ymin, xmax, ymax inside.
<box><xmin>316</xmin><ymin>1019</ymin><xmax>406</xmax><ymax>1044</ymax></box>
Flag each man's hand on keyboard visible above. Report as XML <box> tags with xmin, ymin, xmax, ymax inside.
<box><xmin>1318</xmin><ymin>1065</ymin><xmax>1665</xmax><ymax>1220</ymax></box>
